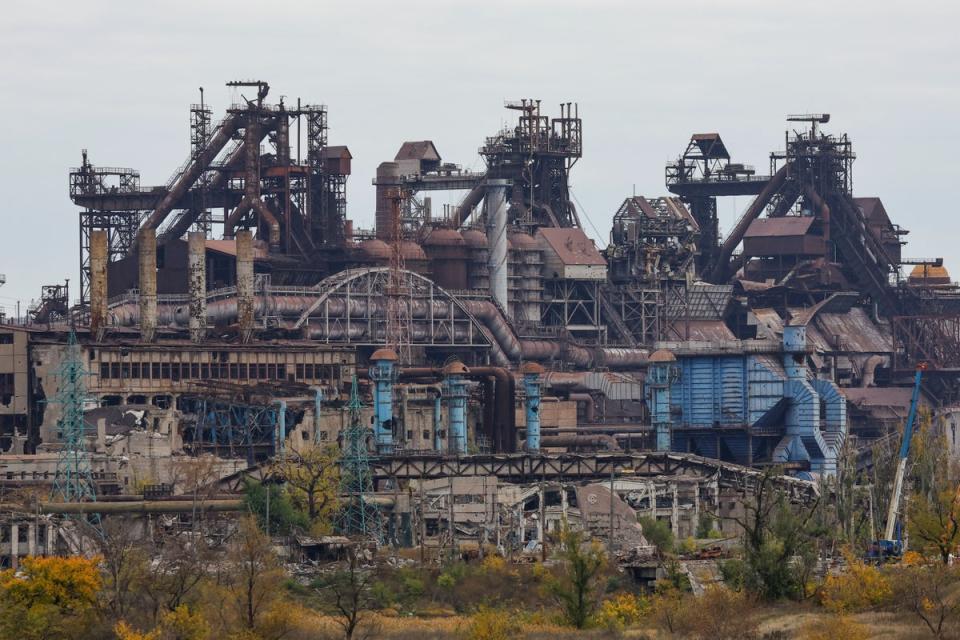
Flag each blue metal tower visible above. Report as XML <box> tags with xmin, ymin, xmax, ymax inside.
<box><xmin>50</xmin><ymin>330</ymin><xmax>100</xmax><ymax>507</ymax></box>
<box><xmin>337</xmin><ymin>375</ymin><xmax>382</xmax><ymax>541</ymax></box>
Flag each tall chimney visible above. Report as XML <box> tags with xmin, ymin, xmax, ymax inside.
<box><xmin>89</xmin><ymin>230</ymin><xmax>108</xmax><ymax>337</ymax></box>
<box><xmin>484</xmin><ymin>179</ymin><xmax>510</xmax><ymax>314</ymax></box>
<box><xmin>187</xmin><ymin>231</ymin><xmax>207</xmax><ymax>343</ymax></box>
<box><xmin>138</xmin><ymin>228</ymin><xmax>157</xmax><ymax>342</ymax></box>
<box><xmin>236</xmin><ymin>230</ymin><xmax>254</xmax><ymax>342</ymax></box>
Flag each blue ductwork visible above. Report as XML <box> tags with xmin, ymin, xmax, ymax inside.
<box><xmin>443</xmin><ymin>360</ymin><xmax>470</xmax><ymax>455</ymax></box>
<box><xmin>522</xmin><ymin>362</ymin><xmax>545</xmax><ymax>452</ymax></box>
<box><xmin>646</xmin><ymin>350</ymin><xmax>677</xmax><ymax>451</ymax></box>
<box><xmin>369</xmin><ymin>349</ymin><xmax>398</xmax><ymax>454</ymax></box>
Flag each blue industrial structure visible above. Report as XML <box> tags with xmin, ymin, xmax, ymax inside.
<box><xmin>648</xmin><ymin>325</ymin><xmax>847</xmax><ymax>477</ymax></box>
<box><xmin>182</xmin><ymin>397</ymin><xmax>280</xmax><ymax>464</ymax></box>
<box><xmin>369</xmin><ymin>348</ymin><xmax>398</xmax><ymax>454</ymax></box>
<box><xmin>443</xmin><ymin>360</ymin><xmax>470</xmax><ymax>455</ymax></box>
<box><xmin>521</xmin><ymin>362</ymin><xmax>544</xmax><ymax>452</ymax></box>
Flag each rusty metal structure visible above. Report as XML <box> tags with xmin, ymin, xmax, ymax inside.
<box><xmin>0</xmin><ymin>84</ymin><xmax>953</xmax><ymax>491</ymax></box>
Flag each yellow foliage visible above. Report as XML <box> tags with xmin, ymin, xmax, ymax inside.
<box><xmin>479</xmin><ymin>554</ymin><xmax>508</xmax><ymax>574</ymax></box>
<box><xmin>901</xmin><ymin>550</ymin><xmax>925</xmax><ymax>566</ymax></box>
<box><xmin>465</xmin><ymin>606</ymin><xmax>522</xmax><ymax>640</ymax></box>
<box><xmin>593</xmin><ymin>592</ymin><xmax>649</xmax><ymax>631</ymax></box>
<box><xmin>115</xmin><ymin>621</ymin><xmax>160</xmax><ymax>640</ymax></box>
<box><xmin>799</xmin><ymin>615</ymin><xmax>870</xmax><ymax>640</ymax></box>
<box><xmin>0</xmin><ymin>555</ymin><xmax>102</xmax><ymax>640</ymax></box>
<box><xmin>819</xmin><ymin>552</ymin><xmax>891</xmax><ymax>613</ymax></box>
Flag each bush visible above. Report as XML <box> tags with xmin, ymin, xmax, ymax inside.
<box><xmin>592</xmin><ymin>592</ymin><xmax>649</xmax><ymax>632</ymax></box>
<box><xmin>637</xmin><ymin>516</ymin><xmax>673</xmax><ymax>555</ymax></box>
<box><xmin>676</xmin><ymin>536</ymin><xmax>697</xmax><ymax>556</ymax></box>
<box><xmin>464</xmin><ymin>606</ymin><xmax>521</xmax><ymax>640</ymax></box>
<box><xmin>799</xmin><ymin>615</ymin><xmax>870</xmax><ymax>640</ymax></box>
<box><xmin>818</xmin><ymin>553</ymin><xmax>891</xmax><ymax>613</ymax></box>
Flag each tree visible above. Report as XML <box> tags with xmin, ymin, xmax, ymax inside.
<box><xmin>86</xmin><ymin>516</ymin><xmax>150</xmax><ymax>623</ymax></box>
<box><xmin>143</xmin><ymin>530</ymin><xmax>212</xmax><ymax>624</ymax></box>
<box><xmin>317</xmin><ymin>547</ymin><xmax>379</xmax><ymax>640</ymax></box>
<box><xmin>908</xmin><ymin>487</ymin><xmax>960</xmax><ymax>565</ymax></box>
<box><xmin>276</xmin><ymin>444</ymin><xmax>340</xmax><ymax>527</ymax></box>
<box><xmin>115</xmin><ymin>605</ymin><xmax>210</xmax><ymax>640</ymax></box>
<box><xmin>223</xmin><ymin>516</ymin><xmax>287</xmax><ymax>633</ymax></box>
<box><xmin>731</xmin><ymin>468</ymin><xmax>823</xmax><ymax>600</ymax></box>
<box><xmin>544</xmin><ymin>524</ymin><xmax>608</xmax><ymax>629</ymax></box>
<box><xmin>243</xmin><ymin>478</ymin><xmax>310</xmax><ymax>536</ymax></box>
<box><xmin>0</xmin><ymin>555</ymin><xmax>102</xmax><ymax>640</ymax></box>
<box><xmin>890</xmin><ymin>563</ymin><xmax>960</xmax><ymax>639</ymax></box>
<box><xmin>637</xmin><ymin>516</ymin><xmax>673</xmax><ymax>556</ymax></box>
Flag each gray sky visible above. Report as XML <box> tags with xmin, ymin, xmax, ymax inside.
<box><xmin>2</xmin><ymin>0</ymin><xmax>958</xmax><ymax>313</ymax></box>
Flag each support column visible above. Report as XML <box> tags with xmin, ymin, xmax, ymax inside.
<box><xmin>433</xmin><ymin>392</ymin><xmax>442</xmax><ymax>451</ymax></box>
<box><xmin>27</xmin><ymin>524</ymin><xmax>35</xmax><ymax>557</ymax></box>
<box><xmin>484</xmin><ymin>179</ymin><xmax>509</xmax><ymax>315</ymax></box>
<box><xmin>188</xmin><ymin>231</ymin><xmax>207</xmax><ymax>343</ymax></box>
<box><xmin>275</xmin><ymin>399</ymin><xmax>287</xmax><ymax>457</ymax></box>
<box><xmin>10</xmin><ymin>524</ymin><xmax>19</xmax><ymax>569</ymax></box>
<box><xmin>236</xmin><ymin>230</ymin><xmax>254</xmax><ymax>342</ymax></box>
<box><xmin>138</xmin><ymin>228</ymin><xmax>157</xmax><ymax>343</ymax></box>
<box><xmin>89</xmin><ymin>230</ymin><xmax>108</xmax><ymax>337</ymax></box>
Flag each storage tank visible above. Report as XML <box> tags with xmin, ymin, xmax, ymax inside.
<box><xmin>423</xmin><ymin>227</ymin><xmax>467</xmax><ymax>290</ymax></box>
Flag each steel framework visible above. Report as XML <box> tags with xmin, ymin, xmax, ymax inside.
<box><xmin>337</xmin><ymin>376</ymin><xmax>383</xmax><ymax>541</ymax></box>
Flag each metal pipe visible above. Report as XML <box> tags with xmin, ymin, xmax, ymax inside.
<box><xmin>89</xmin><ymin>229</ymin><xmax>108</xmax><ymax>336</ymax></box>
<box><xmin>710</xmin><ymin>164</ymin><xmax>789</xmax><ymax>282</ymax></box>
<box><xmin>276</xmin><ymin>399</ymin><xmax>287</xmax><ymax>456</ymax></box>
<box><xmin>452</xmin><ymin>183</ymin><xmax>487</xmax><ymax>228</ymax></box>
<box><xmin>138</xmin><ymin>228</ymin><xmax>157</xmax><ymax>343</ymax></box>
<box><xmin>443</xmin><ymin>362</ymin><xmax>469</xmax><ymax>455</ymax></box>
<box><xmin>522</xmin><ymin>362</ymin><xmax>544</xmax><ymax>452</ymax></box>
<box><xmin>188</xmin><ymin>231</ymin><xmax>207</xmax><ymax>343</ymax></box>
<box><xmin>141</xmin><ymin>113</ymin><xmax>241</xmax><ymax>232</ymax></box>
<box><xmin>40</xmin><ymin>500</ymin><xmax>244</xmax><ymax>514</ymax></box>
<box><xmin>484</xmin><ymin>179</ymin><xmax>510</xmax><ymax>315</ymax></box>
<box><xmin>370</xmin><ymin>349</ymin><xmax>398</xmax><ymax>454</ymax></box>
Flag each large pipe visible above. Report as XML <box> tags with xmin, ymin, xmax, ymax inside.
<box><xmin>453</xmin><ymin>183</ymin><xmax>487</xmax><ymax>227</ymax></box>
<box><xmin>40</xmin><ymin>500</ymin><xmax>244</xmax><ymax>514</ymax></box>
<box><xmin>89</xmin><ymin>229</ymin><xmax>108</xmax><ymax>336</ymax></box>
<box><xmin>224</xmin><ymin>119</ymin><xmax>280</xmax><ymax>248</ymax></box>
<box><xmin>236</xmin><ymin>230</ymin><xmax>254</xmax><ymax>341</ymax></box>
<box><xmin>141</xmin><ymin>113</ymin><xmax>241</xmax><ymax>233</ymax></box>
<box><xmin>710</xmin><ymin>164</ymin><xmax>789</xmax><ymax>282</ymax></box>
<box><xmin>485</xmin><ymin>179</ymin><xmax>510</xmax><ymax>315</ymax></box>
<box><xmin>138</xmin><ymin>228</ymin><xmax>157</xmax><ymax>343</ymax></box>
<box><xmin>803</xmin><ymin>185</ymin><xmax>831</xmax><ymax>256</ymax></box>
<box><xmin>188</xmin><ymin>231</ymin><xmax>207</xmax><ymax>343</ymax></box>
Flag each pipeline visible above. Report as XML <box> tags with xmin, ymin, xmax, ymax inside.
<box><xmin>40</xmin><ymin>500</ymin><xmax>244</xmax><ymax>514</ymax></box>
<box><xmin>224</xmin><ymin>120</ymin><xmax>281</xmax><ymax>248</ymax></box>
<box><xmin>540</xmin><ymin>434</ymin><xmax>620</xmax><ymax>451</ymax></box>
<box><xmin>709</xmin><ymin>164</ymin><xmax>789</xmax><ymax>282</ymax></box>
<box><xmin>452</xmin><ymin>183</ymin><xmax>487</xmax><ymax>228</ymax></box>
<box><xmin>141</xmin><ymin>112</ymin><xmax>242</xmax><ymax>234</ymax></box>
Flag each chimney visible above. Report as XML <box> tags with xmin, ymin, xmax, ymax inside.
<box><xmin>138</xmin><ymin>228</ymin><xmax>157</xmax><ymax>342</ymax></box>
<box><xmin>187</xmin><ymin>232</ymin><xmax>207</xmax><ymax>343</ymax></box>
<box><xmin>89</xmin><ymin>230</ymin><xmax>108</xmax><ymax>337</ymax></box>
<box><xmin>374</xmin><ymin>162</ymin><xmax>401</xmax><ymax>241</ymax></box>
<box><xmin>236</xmin><ymin>230</ymin><xmax>254</xmax><ymax>341</ymax></box>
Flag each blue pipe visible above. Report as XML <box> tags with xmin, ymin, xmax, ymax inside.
<box><xmin>646</xmin><ymin>351</ymin><xmax>675</xmax><ymax>451</ymax></box>
<box><xmin>433</xmin><ymin>392</ymin><xmax>442</xmax><ymax>451</ymax></box>
<box><xmin>312</xmin><ymin>387</ymin><xmax>324</xmax><ymax>445</ymax></box>
<box><xmin>276</xmin><ymin>399</ymin><xmax>286</xmax><ymax>456</ymax></box>
<box><xmin>369</xmin><ymin>354</ymin><xmax>396</xmax><ymax>454</ymax></box>
<box><xmin>524</xmin><ymin>370</ymin><xmax>542</xmax><ymax>452</ymax></box>
<box><xmin>445</xmin><ymin>374</ymin><xmax>468</xmax><ymax>455</ymax></box>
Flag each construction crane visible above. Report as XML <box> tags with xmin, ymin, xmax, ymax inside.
<box><xmin>869</xmin><ymin>363</ymin><xmax>925</xmax><ymax>560</ymax></box>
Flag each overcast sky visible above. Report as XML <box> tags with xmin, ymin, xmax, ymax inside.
<box><xmin>2</xmin><ymin>0</ymin><xmax>958</xmax><ymax>313</ymax></box>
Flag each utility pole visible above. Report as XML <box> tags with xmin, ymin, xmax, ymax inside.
<box><xmin>609</xmin><ymin>468</ymin><xmax>616</xmax><ymax>553</ymax></box>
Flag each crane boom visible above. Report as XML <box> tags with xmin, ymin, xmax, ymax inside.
<box><xmin>883</xmin><ymin>366</ymin><xmax>924</xmax><ymax>542</ymax></box>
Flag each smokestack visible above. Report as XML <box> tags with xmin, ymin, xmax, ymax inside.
<box><xmin>236</xmin><ymin>229</ymin><xmax>254</xmax><ymax>342</ymax></box>
<box><xmin>138</xmin><ymin>228</ymin><xmax>157</xmax><ymax>342</ymax></box>
<box><xmin>187</xmin><ymin>231</ymin><xmax>207</xmax><ymax>343</ymax></box>
<box><xmin>375</xmin><ymin>162</ymin><xmax>401</xmax><ymax>241</ymax></box>
<box><xmin>89</xmin><ymin>229</ymin><xmax>108</xmax><ymax>337</ymax></box>
<box><xmin>484</xmin><ymin>179</ymin><xmax>510</xmax><ymax>314</ymax></box>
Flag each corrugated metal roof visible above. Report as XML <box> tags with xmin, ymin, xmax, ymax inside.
<box><xmin>671</xmin><ymin>319</ymin><xmax>735</xmax><ymax>341</ymax></box>
<box><xmin>667</xmin><ymin>283</ymin><xmax>732</xmax><ymax>320</ymax></box>
<box><xmin>205</xmin><ymin>239</ymin><xmax>268</xmax><ymax>259</ymax></box>
<box><xmin>394</xmin><ymin>140</ymin><xmax>440</xmax><ymax>162</ymax></box>
<box><xmin>319</xmin><ymin>145</ymin><xmax>352</xmax><ymax>159</ymax></box>
<box><xmin>809</xmin><ymin>307</ymin><xmax>893</xmax><ymax>353</ymax></box>
<box><xmin>744</xmin><ymin>216</ymin><xmax>815</xmax><ymax>238</ymax></box>
<box><xmin>536</xmin><ymin>227</ymin><xmax>606</xmax><ymax>266</ymax></box>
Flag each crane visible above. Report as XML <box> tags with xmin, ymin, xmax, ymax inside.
<box><xmin>869</xmin><ymin>364</ymin><xmax>925</xmax><ymax>559</ymax></box>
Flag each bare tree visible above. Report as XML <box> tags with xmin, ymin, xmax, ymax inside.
<box><xmin>319</xmin><ymin>547</ymin><xmax>379</xmax><ymax>640</ymax></box>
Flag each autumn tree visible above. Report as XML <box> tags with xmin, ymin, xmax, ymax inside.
<box><xmin>316</xmin><ymin>546</ymin><xmax>379</xmax><ymax>640</ymax></box>
<box><xmin>890</xmin><ymin>563</ymin><xmax>960</xmax><ymax>639</ymax></box>
<box><xmin>142</xmin><ymin>530</ymin><xmax>212</xmax><ymax>624</ymax></box>
<box><xmin>85</xmin><ymin>516</ymin><xmax>150</xmax><ymax>623</ymax></box>
<box><xmin>0</xmin><ymin>555</ymin><xmax>102</xmax><ymax>640</ymax></box>
<box><xmin>277</xmin><ymin>443</ymin><xmax>340</xmax><ymax>528</ymax></box>
<box><xmin>544</xmin><ymin>524</ymin><xmax>608</xmax><ymax>629</ymax></box>
<box><xmin>221</xmin><ymin>516</ymin><xmax>288</xmax><ymax>636</ymax></box>
<box><xmin>908</xmin><ymin>487</ymin><xmax>960</xmax><ymax>565</ymax></box>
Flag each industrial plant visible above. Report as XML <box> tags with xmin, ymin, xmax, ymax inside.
<box><xmin>2</xmin><ymin>80</ymin><xmax>959</xmax><ymax>570</ymax></box>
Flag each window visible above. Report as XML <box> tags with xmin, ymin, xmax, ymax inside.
<box><xmin>296</xmin><ymin>364</ymin><xmax>304</xmax><ymax>379</ymax></box>
<box><xmin>100</xmin><ymin>363</ymin><xmax>110</xmax><ymax>379</ymax></box>
<box><xmin>191</xmin><ymin>364</ymin><xmax>200</xmax><ymax>378</ymax></box>
<box><xmin>131</xmin><ymin>362</ymin><xmax>141</xmax><ymax>379</ymax></box>
<box><xmin>201</xmin><ymin>363</ymin><xmax>210</xmax><ymax>378</ymax></box>
<box><xmin>152</xmin><ymin>363</ymin><xmax>161</xmax><ymax>379</ymax></box>
<box><xmin>0</xmin><ymin>334</ymin><xmax>13</xmax><ymax>344</ymax></box>
<box><xmin>111</xmin><ymin>363</ymin><xmax>120</xmax><ymax>379</ymax></box>
<box><xmin>161</xmin><ymin>363</ymin><xmax>170</xmax><ymax>379</ymax></box>
<box><xmin>319</xmin><ymin>431</ymin><xmax>328</xmax><ymax>441</ymax></box>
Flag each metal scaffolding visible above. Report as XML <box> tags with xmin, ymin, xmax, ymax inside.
<box><xmin>337</xmin><ymin>376</ymin><xmax>382</xmax><ymax>541</ymax></box>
